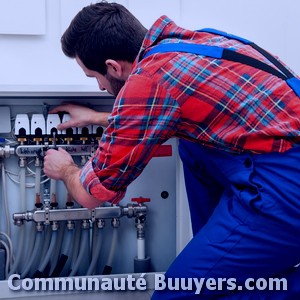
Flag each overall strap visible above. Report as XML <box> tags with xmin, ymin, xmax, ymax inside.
<box><xmin>198</xmin><ymin>28</ymin><xmax>295</xmax><ymax>79</ymax></box>
<box><xmin>143</xmin><ymin>29</ymin><xmax>300</xmax><ymax>97</ymax></box>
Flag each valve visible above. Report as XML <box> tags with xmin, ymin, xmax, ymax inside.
<box><xmin>131</xmin><ymin>197</ymin><xmax>151</xmax><ymax>204</ymax></box>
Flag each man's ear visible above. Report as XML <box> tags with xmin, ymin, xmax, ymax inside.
<box><xmin>105</xmin><ymin>59</ymin><xmax>122</xmax><ymax>78</ymax></box>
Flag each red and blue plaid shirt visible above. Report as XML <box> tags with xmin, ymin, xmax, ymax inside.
<box><xmin>80</xmin><ymin>16</ymin><xmax>300</xmax><ymax>201</ymax></box>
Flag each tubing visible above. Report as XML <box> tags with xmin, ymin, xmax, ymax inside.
<box><xmin>9</xmin><ymin>162</ymin><xmax>26</xmax><ymax>275</ymax></box>
<box><xmin>35</xmin><ymin>162</ymin><xmax>41</xmax><ymax>204</ymax></box>
<box><xmin>102</xmin><ymin>227</ymin><xmax>118</xmax><ymax>275</ymax></box>
<box><xmin>106</xmin><ymin>227</ymin><xmax>118</xmax><ymax>267</ymax></box>
<box><xmin>137</xmin><ymin>238</ymin><xmax>146</xmax><ymax>260</ymax></box>
<box><xmin>69</xmin><ymin>228</ymin><xmax>89</xmax><ymax>276</ymax></box>
<box><xmin>20</xmin><ymin>231</ymin><xmax>43</xmax><ymax>278</ymax></box>
<box><xmin>70</xmin><ymin>221</ymin><xmax>82</xmax><ymax>274</ymax></box>
<box><xmin>86</xmin><ymin>225</ymin><xmax>103</xmax><ymax>275</ymax></box>
<box><xmin>50</xmin><ymin>179</ymin><xmax>57</xmax><ymax>204</ymax></box>
<box><xmin>19</xmin><ymin>162</ymin><xmax>26</xmax><ymax>211</ymax></box>
<box><xmin>0</xmin><ymin>232</ymin><xmax>13</xmax><ymax>268</ymax></box>
<box><xmin>50</xmin><ymin>228</ymin><xmax>74</xmax><ymax>277</ymax></box>
<box><xmin>0</xmin><ymin>240</ymin><xmax>10</xmax><ymax>279</ymax></box>
<box><xmin>22</xmin><ymin>223</ymin><xmax>36</xmax><ymax>269</ymax></box>
<box><xmin>40</xmin><ymin>225</ymin><xmax>52</xmax><ymax>259</ymax></box>
<box><xmin>61</xmin><ymin>228</ymin><xmax>74</xmax><ymax>256</ymax></box>
<box><xmin>35</xmin><ymin>230</ymin><xmax>58</xmax><ymax>276</ymax></box>
<box><xmin>49</xmin><ymin>223</ymin><xmax>65</xmax><ymax>275</ymax></box>
<box><xmin>2</xmin><ymin>161</ymin><xmax>10</xmax><ymax>237</ymax></box>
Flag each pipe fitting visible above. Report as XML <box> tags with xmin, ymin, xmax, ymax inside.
<box><xmin>0</xmin><ymin>145</ymin><xmax>14</xmax><ymax>158</ymax></box>
<box><xmin>19</xmin><ymin>157</ymin><xmax>27</xmax><ymax>168</ymax></box>
<box><xmin>67</xmin><ymin>220</ymin><xmax>75</xmax><ymax>230</ymax></box>
<box><xmin>111</xmin><ymin>217</ymin><xmax>120</xmax><ymax>228</ymax></box>
<box><xmin>135</xmin><ymin>214</ymin><xmax>146</xmax><ymax>239</ymax></box>
<box><xmin>36</xmin><ymin>222</ymin><xmax>44</xmax><ymax>232</ymax></box>
<box><xmin>13</xmin><ymin>211</ymin><xmax>33</xmax><ymax>226</ymax></box>
<box><xmin>97</xmin><ymin>218</ymin><xmax>105</xmax><ymax>229</ymax></box>
<box><xmin>51</xmin><ymin>221</ymin><xmax>59</xmax><ymax>231</ymax></box>
<box><xmin>81</xmin><ymin>219</ymin><xmax>90</xmax><ymax>230</ymax></box>
<box><xmin>34</xmin><ymin>156</ymin><xmax>41</xmax><ymax>167</ymax></box>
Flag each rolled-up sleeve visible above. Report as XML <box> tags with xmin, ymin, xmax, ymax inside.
<box><xmin>80</xmin><ymin>159</ymin><xmax>125</xmax><ymax>204</ymax></box>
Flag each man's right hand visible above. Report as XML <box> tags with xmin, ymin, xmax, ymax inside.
<box><xmin>49</xmin><ymin>103</ymin><xmax>110</xmax><ymax>130</ymax></box>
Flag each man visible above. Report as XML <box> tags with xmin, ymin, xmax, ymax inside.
<box><xmin>44</xmin><ymin>1</ymin><xmax>300</xmax><ymax>298</ymax></box>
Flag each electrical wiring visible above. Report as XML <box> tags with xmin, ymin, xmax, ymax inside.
<box><xmin>5</xmin><ymin>168</ymin><xmax>50</xmax><ymax>188</ymax></box>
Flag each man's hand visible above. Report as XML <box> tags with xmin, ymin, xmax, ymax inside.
<box><xmin>49</xmin><ymin>103</ymin><xmax>110</xmax><ymax>130</ymax></box>
<box><xmin>43</xmin><ymin>147</ymin><xmax>77</xmax><ymax>180</ymax></box>
<box><xmin>44</xmin><ymin>147</ymin><xmax>104</xmax><ymax>208</ymax></box>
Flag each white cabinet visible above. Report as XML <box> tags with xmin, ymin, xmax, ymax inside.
<box><xmin>0</xmin><ymin>0</ymin><xmax>46</xmax><ymax>35</ymax></box>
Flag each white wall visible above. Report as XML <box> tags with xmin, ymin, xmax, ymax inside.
<box><xmin>0</xmin><ymin>0</ymin><xmax>299</xmax><ymax>92</ymax></box>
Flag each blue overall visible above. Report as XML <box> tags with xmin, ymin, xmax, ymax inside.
<box><xmin>152</xmin><ymin>140</ymin><xmax>300</xmax><ymax>299</ymax></box>
<box><xmin>147</xmin><ymin>28</ymin><xmax>300</xmax><ymax>299</ymax></box>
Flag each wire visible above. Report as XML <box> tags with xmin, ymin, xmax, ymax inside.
<box><xmin>5</xmin><ymin>169</ymin><xmax>50</xmax><ymax>188</ymax></box>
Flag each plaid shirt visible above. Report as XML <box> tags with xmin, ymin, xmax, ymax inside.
<box><xmin>80</xmin><ymin>16</ymin><xmax>300</xmax><ymax>200</ymax></box>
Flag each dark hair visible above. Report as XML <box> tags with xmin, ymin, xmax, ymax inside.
<box><xmin>61</xmin><ymin>1</ymin><xmax>147</xmax><ymax>75</ymax></box>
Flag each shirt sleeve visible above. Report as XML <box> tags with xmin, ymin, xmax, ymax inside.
<box><xmin>80</xmin><ymin>74</ymin><xmax>181</xmax><ymax>200</ymax></box>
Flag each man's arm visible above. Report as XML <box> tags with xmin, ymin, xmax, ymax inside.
<box><xmin>49</xmin><ymin>103</ymin><xmax>110</xmax><ymax>130</ymax></box>
<box><xmin>43</xmin><ymin>148</ymin><xmax>120</xmax><ymax>208</ymax></box>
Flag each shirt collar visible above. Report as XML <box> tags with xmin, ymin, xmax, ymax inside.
<box><xmin>131</xmin><ymin>15</ymin><xmax>175</xmax><ymax>70</ymax></box>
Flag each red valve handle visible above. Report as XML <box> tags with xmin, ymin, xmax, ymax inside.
<box><xmin>131</xmin><ymin>197</ymin><xmax>151</xmax><ymax>204</ymax></box>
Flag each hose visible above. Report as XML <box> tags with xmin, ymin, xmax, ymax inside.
<box><xmin>35</xmin><ymin>164</ymin><xmax>41</xmax><ymax>200</ymax></box>
<box><xmin>34</xmin><ymin>230</ymin><xmax>58</xmax><ymax>277</ymax></box>
<box><xmin>49</xmin><ymin>223</ymin><xmax>65</xmax><ymax>275</ymax></box>
<box><xmin>0</xmin><ymin>232</ymin><xmax>13</xmax><ymax>268</ymax></box>
<box><xmin>0</xmin><ymin>240</ymin><xmax>10</xmax><ymax>279</ymax></box>
<box><xmin>50</xmin><ymin>228</ymin><xmax>74</xmax><ymax>277</ymax></box>
<box><xmin>20</xmin><ymin>231</ymin><xmax>43</xmax><ymax>278</ymax></box>
<box><xmin>2</xmin><ymin>161</ymin><xmax>10</xmax><ymax>237</ymax></box>
<box><xmin>50</xmin><ymin>179</ymin><xmax>57</xmax><ymax>204</ymax></box>
<box><xmin>86</xmin><ymin>225</ymin><xmax>103</xmax><ymax>275</ymax></box>
<box><xmin>69</xmin><ymin>227</ymin><xmax>89</xmax><ymax>277</ymax></box>
<box><xmin>102</xmin><ymin>226</ymin><xmax>118</xmax><ymax>275</ymax></box>
<box><xmin>70</xmin><ymin>221</ymin><xmax>82</xmax><ymax>274</ymax></box>
<box><xmin>9</xmin><ymin>163</ymin><xmax>26</xmax><ymax>275</ymax></box>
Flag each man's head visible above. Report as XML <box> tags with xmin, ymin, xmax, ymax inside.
<box><xmin>61</xmin><ymin>1</ymin><xmax>147</xmax><ymax>95</ymax></box>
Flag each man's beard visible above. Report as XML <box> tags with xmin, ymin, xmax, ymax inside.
<box><xmin>105</xmin><ymin>73</ymin><xmax>126</xmax><ymax>97</ymax></box>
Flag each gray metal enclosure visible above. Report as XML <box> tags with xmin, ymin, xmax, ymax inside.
<box><xmin>0</xmin><ymin>94</ymin><xmax>178</xmax><ymax>299</ymax></box>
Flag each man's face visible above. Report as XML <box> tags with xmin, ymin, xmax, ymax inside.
<box><xmin>76</xmin><ymin>57</ymin><xmax>125</xmax><ymax>96</ymax></box>
<box><xmin>105</xmin><ymin>72</ymin><xmax>126</xmax><ymax>97</ymax></box>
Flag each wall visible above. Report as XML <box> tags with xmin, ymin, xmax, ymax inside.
<box><xmin>0</xmin><ymin>0</ymin><xmax>299</xmax><ymax>92</ymax></box>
